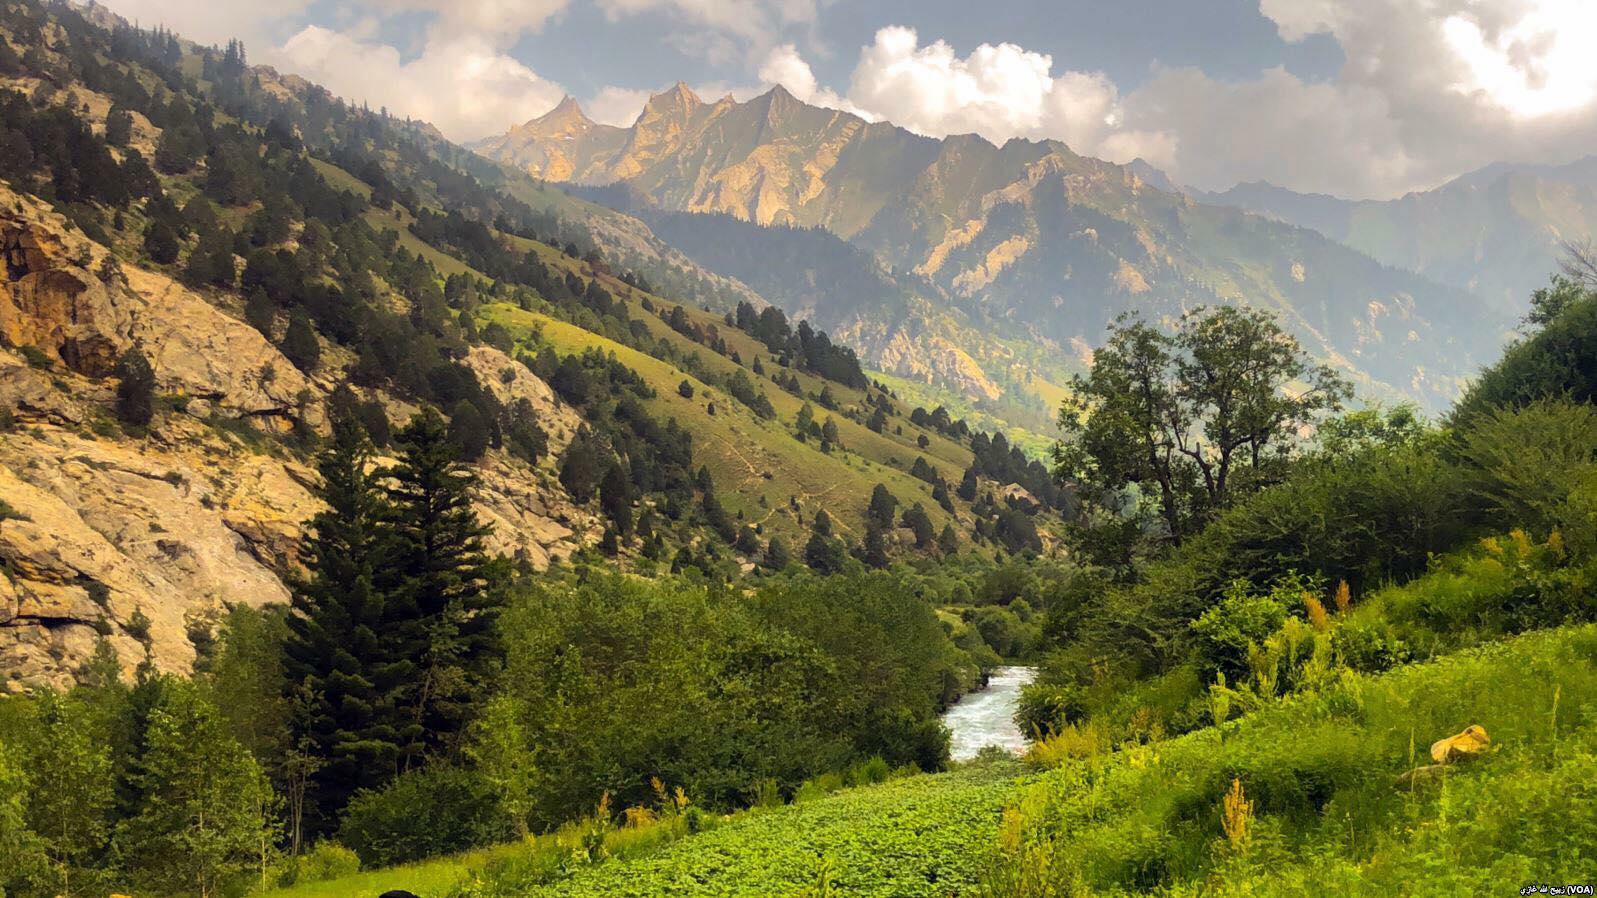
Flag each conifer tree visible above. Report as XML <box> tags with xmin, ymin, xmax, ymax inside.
<box><xmin>599</xmin><ymin>460</ymin><xmax>634</xmax><ymax>536</ymax></box>
<box><xmin>143</xmin><ymin>218</ymin><xmax>180</xmax><ymax>265</ymax></box>
<box><xmin>280</xmin><ymin>311</ymin><xmax>320</xmax><ymax>373</ymax></box>
<box><xmin>862</xmin><ymin>519</ymin><xmax>890</xmax><ymax>569</ymax></box>
<box><xmin>282</xmin><ymin>409</ymin><xmax>393</xmax><ymax>834</ymax></box>
<box><xmin>114</xmin><ymin>347</ymin><xmax>155</xmax><ymax>427</ymax></box>
<box><xmin>379</xmin><ymin>409</ymin><xmax>502</xmax><ymax>767</ymax></box>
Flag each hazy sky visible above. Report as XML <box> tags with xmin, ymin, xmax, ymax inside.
<box><xmin>97</xmin><ymin>0</ymin><xmax>1597</xmax><ymax>200</ymax></box>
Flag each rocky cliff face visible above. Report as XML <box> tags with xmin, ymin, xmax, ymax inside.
<box><xmin>0</xmin><ymin>186</ymin><xmax>595</xmax><ymax>692</ymax></box>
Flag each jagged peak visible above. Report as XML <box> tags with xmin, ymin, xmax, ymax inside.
<box><xmin>645</xmin><ymin>81</ymin><xmax>703</xmax><ymax>114</ymax></box>
<box><xmin>547</xmin><ymin>94</ymin><xmax>587</xmax><ymax>119</ymax></box>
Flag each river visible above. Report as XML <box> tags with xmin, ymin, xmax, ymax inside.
<box><xmin>942</xmin><ymin>666</ymin><xmax>1037</xmax><ymax>761</ymax></box>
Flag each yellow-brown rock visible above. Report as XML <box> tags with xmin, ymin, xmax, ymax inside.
<box><xmin>1430</xmin><ymin>725</ymin><xmax>1491</xmax><ymax>764</ymax></box>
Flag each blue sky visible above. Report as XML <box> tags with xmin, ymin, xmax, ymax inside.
<box><xmin>100</xmin><ymin>0</ymin><xmax>1597</xmax><ymax>200</ymax></box>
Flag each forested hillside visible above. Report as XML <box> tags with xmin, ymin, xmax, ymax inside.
<box><xmin>1</xmin><ymin>1</ymin><xmax>1596</xmax><ymax>897</ymax></box>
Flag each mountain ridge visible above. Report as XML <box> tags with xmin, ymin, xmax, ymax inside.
<box><xmin>478</xmin><ymin>84</ymin><xmax>1508</xmax><ymax>412</ymax></box>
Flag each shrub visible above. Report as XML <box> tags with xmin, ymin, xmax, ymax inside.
<box><xmin>293</xmin><ymin>841</ymin><xmax>360</xmax><ymax>884</ymax></box>
<box><xmin>1330</xmin><ymin>617</ymin><xmax>1410</xmax><ymax>673</ymax></box>
<box><xmin>1455</xmin><ymin>399</ymin><xmax>1597</xmax><ymax>534</ymax></box>
<box><xmin>1015</xmin><ymin>683</ymin><xmax>1088</xmax><ymax>735</ymax></box>
<box><xmin>338</xmin><ymin>765</ymin><xmax>507</xmax><ymax>867</ymax></box>
<box><xmin>1190</xmin><ymin>583</ymin><xmax>1290</xmax><ymax>679</ymax></box>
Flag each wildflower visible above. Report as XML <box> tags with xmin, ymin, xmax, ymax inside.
<box><xmin>1222</xmin><ymin>778</ymin><xmax>1253</xmax><ymax>853</ymax></box>
<box><xmin>1305</xmin><ymin>596</ymin><xmax>1330</xmax><ymax>632</ymax></box>
<box><xmin>1333</xmin><ymin>580</ymin><xmax>1352</xmax><ymax>614</ymax></box>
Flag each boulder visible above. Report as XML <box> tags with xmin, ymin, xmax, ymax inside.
<box><xmin>1430</xmin><ymin>724</ymin><xmax>1491</xmax><ymax>764</ymax></box>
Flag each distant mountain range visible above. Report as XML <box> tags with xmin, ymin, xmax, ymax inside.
<box><xmin>475</xmin><ymin>84</ymin><xmax>1513</xmax><ymax>414</ymax></box>
<box><xmin>1189</xmin><ymin>159</ymin><xmax>1597</xmax><ymax>316</ymax></box>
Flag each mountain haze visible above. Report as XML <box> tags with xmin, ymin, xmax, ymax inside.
<box><xmin>478</xmin><ymin>85</ymin><xmax>1509</xmax><ymax>412</ymax></box>
<box><xmin>1198</xmin><ymin>158</ymin><xmax>1597</xmax><ymax>314</ymax></box>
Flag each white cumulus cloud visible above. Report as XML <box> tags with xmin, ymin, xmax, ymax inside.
<box><xmin>278</xmin><ymin>26</ymin><xmax>567</xmax><ymax>141</ymax></box>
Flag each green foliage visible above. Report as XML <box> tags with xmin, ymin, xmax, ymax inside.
<box><xmin>489</xmin><ymin>571</ymin><xmax>976</xmax><ymax>829</ymax></box>
<box><xmin>1057</xmin><ymin>307</ymin><xmax>1348</xmax><ymax>545</ymax></box>
<box><xmin>280</xmin><ymin>311</ymin><xmax>321</xmax><ymax>373</ymax></box>
<box><xmin>113</xmin><ymin>347</ymin><xmax>155</xmax><ymax>428</ymax></box>
<box><xmin>338</xmin><ymin>765</ymin><xmax>506</xmax><ymax>868</ymax></box>
<box><xmin>292</xmin><ymin>841</ymin><xmax>360</xmax><ymax>884</ymax></box>
<box><xmin>1452</xmin><ymin>280</ymin><xmax>1597</xmax><ymax>424</ymax></box>
<box><xmin>1189</xmin><ymin>581</ymin><xmax>1294</xmax><ymax>680</ymax></box>
<box><xmin>113</xmin><ymin>679</ymin><xmax>276</xmax><ymax>898</ymax></box>
<box><xmin>991</xmin><ymin>625</ymin><xmax>1597</xmax><ymax>896</ymax></box>
<box><xmin>1454</xmin><ymin>399</ymin><xmax>1597</xmax><ymax>534</ymax></box>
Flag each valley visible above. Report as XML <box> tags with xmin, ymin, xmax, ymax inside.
<box><xmin>1</xmin><ymin>1</ymin><xmax>1596</xmax><ymax>897</ymax></box>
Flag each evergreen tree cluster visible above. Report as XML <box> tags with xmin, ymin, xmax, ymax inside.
<box><xmin>283</xmin><ymin>407</ymin><xmax>503</xmax><ymax>838</ymax></box>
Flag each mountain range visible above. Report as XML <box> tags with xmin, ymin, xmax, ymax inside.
<box><xmin>1191</xmin><ymin>158</ymin><xmax>1597</xmax><ymax>316</ymax></box>
<box><xmin>476</xmin><ymin>84</ymin><xmax>1517</xmax><ymax>416</ymax></box>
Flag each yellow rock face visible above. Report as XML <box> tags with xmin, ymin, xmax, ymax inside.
<box><xmin>1429</xmin><ymin>725</ymin><xmax>1490</xmax><ymax>764</ymax></box>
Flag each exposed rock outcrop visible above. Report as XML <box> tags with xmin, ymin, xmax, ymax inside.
<box><xmin>0</xmin><ymin>190</ymin><xmax>595</xmax><ymax>691</ymax></box>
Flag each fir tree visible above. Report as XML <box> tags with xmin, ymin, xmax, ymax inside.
<box><xmin>867</xmin><ymin>484</ymin><xmax>898</xmax><ymax>527</ymax></box>
<box><xmin>282</xmin><ymin>411</ymin><xmax>392</xmax><ymax>834</ymax></box>
<box><xmin>446</xmin><ymin>400</ymin><xmax>490</xmax><ymax>462</ymax></box>
<box><xmin>379</xmin><ymin>409</ymin><xmax>502</xmax><ymax>767</ymax></box>
<box><xmin>143</xmin><ymin>218</ymin><xmax>180</xmax><ymax>265</ymax></box>
<box><xmin>599</xmin><ymin>461</ymin><xmax>634</xmax><ymax>536</ymax></box>
<box><xmin>243</xmin><ymin>288</ymin><xmax>274</xmax><ymax>337</ymax></box>
<box><xmin>862</xmin><ymin>519</ymin><xmax>890</xmax><ymax>569</ymax></box>
<box><xmin>937</xmin><ymin>523</ymin><xmax>960</xmax><ymax>555</ymax></box>
<box><xmin>280</xmin><ymin>311</ymin><xmax>320</xmax><ymax>373</ymax></box>
<box><xmin>764</xmin><ymin>536</ymin><xmax>792</xmax><ymax>569</ymax></box>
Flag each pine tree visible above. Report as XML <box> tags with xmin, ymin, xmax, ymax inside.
<box><xmin>380</xmin><ymin>409</ymin><xmax>502</xmax><ymax>767</ymax></box>
<box><xmin>105</xmin><ymin>104</ymin><xmax>133</xmax><ymax>147</ymax></box>
<box><xmin>862</xmin><ymin>519</ymin><xmax>890</xmax><ymax>569</ymax></box>
<box><xmin>957</xmin><ymin>468</ymin><xmax>979</xmax><ymax>501</ymax></box>
<box><xmin>867</xmin><ymin>483</ymin><xmax>898</xmax><ymax>527</ymax></box>
<box><xmin>446</xmin><ymin>400</ymin><xmax>490</xmax><ymax>462</ymax></box>
<box><xmin>938</xmin><ymin>523</ymin><xmax>960</xmax><ymax>555</ymax></box>
<box><xmin>599</xmin><ymin>461</ymin><xmax>633</xmax><ymax>536</ymax></box>
<box><xmin>114</xmin><ymin>347</ymin><xmax>155</xmax><ymax>427</ymax></box>
<box><xmin>243</xmin><ymin>288</ymin><xmax>275</xmax><ymax>337</ymax></box>
<box><xmin>558</xmin><ymin>430</ymin><xmax>603</xmax><ymax>503</ymax></box>
<box><xmin>804</xmin><ymin>511</ymin><xmax>845</xmax><ymax>574</ymax></box>
<box><xmin>282</xmin><ymin>411</ymin><xmax>392</xmax><ymax>835</ymax></box>
<box><xmin>143</xmin><ymin>218</ymin><xmax>180</xmax><ymax>265</ymax></box>
<box><xmin>280</xmin><ymin>311</ymin><xmax>320</xmax><ymax>373</ymax></box>
<box><xmin>902</xmin><ymin>503</ymin><xmax>935</xmax><ymax>548</ymax></box>
<box><xmin>764</xmin><ymin>536</ymin><xmax>792</xmax><ymax>569</ymax></box>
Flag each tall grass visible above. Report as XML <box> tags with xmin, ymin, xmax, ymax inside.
<box><xmin>986</xmin><ymin>624</ymin><xmax>1597</xmax><ymax>895</ymax></box>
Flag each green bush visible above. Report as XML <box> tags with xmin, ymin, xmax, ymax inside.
<box><xmin>1455</xmin><ymin>399</ymin><xmax>1597</xmax><ymax>533</ymax></box>
<box><xmin>1329</xmin><ymin>617</ymin><xmax>1410</xmax><ymax>673</ymax></box>
<box><xmin>1190</xmin><ymin>583</ymin><xmax>1290</xmax><ymax>679</ymax></box>
<box><xmin>292</xmin><ymin>841</ymin><xmax>360</xmax><ymax>884</ymax></box>
<box><xmin>1450</xmin><ymin>285</ymin><xmax>1597</xmax><ymax>425</ymax></box>
<box><xmin>1014</xmin><ymin>683</ymin><xmax>1088</xmax><ymax>736</ymax></box>
<box><xmin>338</xmin><ymin>765</ymin><xmax>507</xmax><ymax>867</ymax></box>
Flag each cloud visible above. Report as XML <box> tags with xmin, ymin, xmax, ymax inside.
<box><xmin>96</xmin><ymin>0</ymin><xmax>312</xmax><ymax>47</ymax></box>
<box><xmin>757</xmin><ymin>44</ymin><xmax>873</xmax><ymax>118</ymax></box>
<box><xmin>828</xmin><ymin>28</ymin><xmax>1158</xmax><ymax>161</ymax></box>
<box><xmin>350</xmin><ymin>0</ymin><xmax>572</xmax><ymax>39</ymax></box>
<box><xmin>278</xmin><ymin>26</ymin><xmax>567</xmax><ymax>141</ymax></box>
<box><xmin>595</xmin><ymin>0</ymin><xmax>814</xmax><ymax>53</ymax></box>
<box><xmin>585</xmin><ymin>86</ymin><xmax>654</xmax><ymax>127</ymax></box>
<box><xmin>815</xmin><ymin>5</ymin><xmax>1597</xmax><ymax>199</ymax></box>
